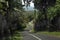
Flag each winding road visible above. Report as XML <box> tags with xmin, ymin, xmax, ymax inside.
<box><xmin>22</xmin><ymin>20</ymin><xmax>60</xmax><ymax>40</ymax></box>
<box><xmin>22</xmin><ymin>31</ymin><xmax>60</xmax><ymax>40</ymax></box>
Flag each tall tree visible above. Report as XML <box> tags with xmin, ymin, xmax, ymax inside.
<box><xmin>33</xmin><ymin>0</ymin><xmax>56</xmax><ymax>31</ymax></box>
<box><xmin>0</xmin><ymin>0</ymin><xmax>25</xmax><ymax>40</ymax></box>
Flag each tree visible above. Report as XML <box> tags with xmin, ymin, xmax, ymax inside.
<box><xmin>33</xmin><ymin>0</ymin><xmax>56</xmax><ymax>31</ymax></box>
<box><xmin>0</xmin><ymin>0</ymin><xmax>26</xmax><ymax>40</ymax></box>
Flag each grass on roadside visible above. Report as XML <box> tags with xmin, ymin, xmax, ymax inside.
<box><xmin>37</xmin><ymin>31</ymin><xmax>60</xmax><ymax>37</ymax></box>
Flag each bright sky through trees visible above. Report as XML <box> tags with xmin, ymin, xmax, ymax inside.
<box><xmin>22</xmin><ymin>0</ymin><xmax>34</xmax><ymax>11</ymax></box>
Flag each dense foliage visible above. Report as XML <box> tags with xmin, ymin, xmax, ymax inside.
<box><xmin>34</xmin><ymin>0</ymin><xmax>60</xmax><ymax>32</ymax></box>
<box><xmin>0</xmin><ymin>0</ymin><xmax>28</xmax><ymax>40</ymax></box>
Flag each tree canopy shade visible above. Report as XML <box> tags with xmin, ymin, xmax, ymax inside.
<box><xmin>0</xmin><ymin>0</ymin><xmax>60</xmax><ymax>40</ymax></box>
<box><xmin>34</xmin><ymin>0</ymin><xmax>56</xmax><ymax>11</ymax></box>
<box><xmin>23</xmin><ymin>0</ymin><xmax>56</xmax><ymax>13</ymax></box>
<box><xmin>0</xmin><ymin>0</ymin><xmax>28</xmax><ymax>40</ymax></box>
<box><xmin>22</xmin><ymin>0</ymin><xmax>60</xmax><ymax>32</ymax></box>
<box><xmin>33</xmin><ymin>0</ymin><xmax>60</xmax><ymax>31</ymax></box>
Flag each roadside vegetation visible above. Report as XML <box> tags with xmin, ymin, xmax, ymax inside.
<box><xmin>37</xmin><ymin>32</ymin><xmax>60</xmax><ymax>37</ymax></box>
<box><xmin>9</xmin><ymin>31</ymin><xmax>23</xmax><ymax>40</ymax></box>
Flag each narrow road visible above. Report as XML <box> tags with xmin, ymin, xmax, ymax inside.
<box><xmin>22</xmin><ymin>31</ymin><xmax>41</xmax><ymax>40</ymax></box>
<box><xmin>22</xmin><ymin>20</ymin><xmax>60</xmax><ymax>40</ymax></box>
<box><xmin>22</xmin><ymin>31</ymin><xmax>60</xmax><ymax>40</ymax></box>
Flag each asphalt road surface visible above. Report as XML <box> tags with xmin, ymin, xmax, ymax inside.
<box><xmin>22</xmin><ymin>31</ymin><xmax>60</xmax><ymax>40</ymax></box>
